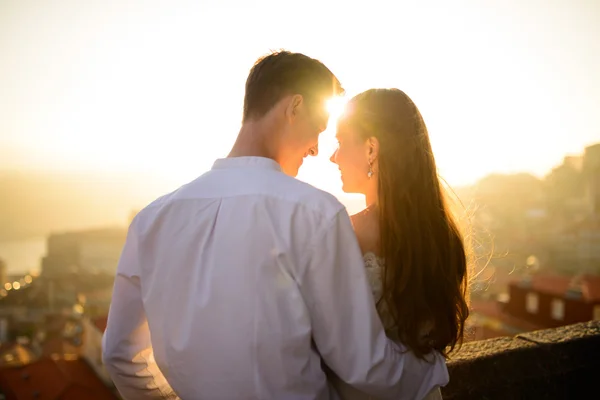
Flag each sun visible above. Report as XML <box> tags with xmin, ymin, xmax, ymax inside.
<box><xmin>326</xmin><ymin>96</ymin><xmax>348</xmax><ymax>123</ymax></box>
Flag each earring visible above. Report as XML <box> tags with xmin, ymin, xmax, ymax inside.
<box><xmin>367</xmin><ymin>161</ymin><xmax>373</xmax><ymax>179</ymax></box>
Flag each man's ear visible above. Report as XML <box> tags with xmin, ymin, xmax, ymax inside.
<box><xmin>284</xmin><ymin>94</ymin><xmax>304</xmax><ymax>122</ymax></box>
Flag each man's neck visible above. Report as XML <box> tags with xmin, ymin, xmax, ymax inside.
<box><xmin>228</xmin><ymin>122</ymin><xmax>278</xmax><ymax>161</ymax></box>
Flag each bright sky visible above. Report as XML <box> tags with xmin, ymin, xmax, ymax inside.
<box><xmin>1</xmin><ymin>0</ymin><xmax>599</xmax><ymax>203</ymax></box>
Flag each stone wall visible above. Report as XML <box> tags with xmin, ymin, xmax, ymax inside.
<box><xmin>442</xmin><ymin>320</ymin><xmax>600</xmax><ymax>399</ymax></box>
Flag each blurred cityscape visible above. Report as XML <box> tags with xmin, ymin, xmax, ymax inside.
<box><xmin>0</xmin><ymin>143</ymin><xmax>599</xmax><ymax>398</ymax></box>
<box><xmin>460</xmin><ymin>143</ymin><xmax>600</xmax><ymax>340</ymax></box>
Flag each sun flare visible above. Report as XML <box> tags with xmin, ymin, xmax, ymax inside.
<box><xmin>326</xmin><ymin>96</ymin><xmax>348</xmax><ymax>124</ymax></box>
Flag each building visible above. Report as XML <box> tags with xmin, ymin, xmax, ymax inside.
<box><xmin>583</xmin><ymin>143</ymin><xmax>600</xmax><ymax>217</ymax></box>
<box><xmin>505</xmin><ymin>273</ymin><xmax>600</xmax><ymax>327</ymax></box>
<box><xmin>0</xmin><ymin>343</ymin><xmax>35</xmax><ymax>367</ymax></box>
<box><xmin>466</xmin><ymin>300</ymin><xmax>544</xmax><ymax>341</ymax></box>
<box><xmin>0</xmin><ymin>259</ymin><xmax>6</xmax><ymax>288</ymax></box>
<box><xmin>545</xmin><ymin>154</ymin><xmax>588</xmax><ymax>224</ymax></box>
<box><xmin>469</xmin><ymin>273</ymin><xmax>600</xmax><ymax>340</ymax></box>
<box><xmin>41</xmin><ymin>228</ymin><xmax>127</xmax><ymax>277</ymax></box>
<box><xmin>40</xmin><ymin>314</ymin><xmax>83</xmax><ymax>358</ymax></box>
<box><xmin>549</xmin><ymin>218</ymin><xmax>600</xmax><ymax>275</ymax></box>
<box><xmin>82</xmin><ymin>288</ymin><xmax>113</xmax><ymax>319</ymax></box>
<box><xmin>0</xmin><ymin>354</ymin><xmax>118</xmax><ymax>399</ymax></box>
<box><xmin>82</xmin><ymin>316</ymin><xmax>111</xmax><ymax>386</ymax></box>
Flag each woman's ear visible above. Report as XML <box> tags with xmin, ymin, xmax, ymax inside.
<box><xmin>367</xmin><ymin>136</ymin><xmax>380</xmax><ymax>162</ymax></box>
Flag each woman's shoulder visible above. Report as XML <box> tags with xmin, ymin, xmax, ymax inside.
<box><xmin>362</xmin><ymin>251</ymin><xmax>384</xmax><ymax>303</ymax></box>
<box><xmin>363</xmin><ymin>251</ymin><xmax>383</xmax><ymax>269</ymax></box>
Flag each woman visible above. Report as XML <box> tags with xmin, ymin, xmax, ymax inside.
<box><xmin>329</xmin><ymin>89</ymin><xmax>470</xmax><ymax>399</ymax></box>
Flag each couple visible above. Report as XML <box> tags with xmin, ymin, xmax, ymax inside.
<box><xmin>102</xmin><ymin>51</ymin><xmax>469</xmax><ymax>399</ymax></box>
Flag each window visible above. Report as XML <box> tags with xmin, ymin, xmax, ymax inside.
<box><xmin>526</xmin><ymin>292</ymin><xmax>539</xmax><ymax>314</ymax></box>
<box><xmin>551</xmin><ymin>299</ymin><xmax>565</xmax><ymax>320</ymax></box>
<box><xmin>593</xmin><ymin>305</ymin><xmax>600</xmax><ymax>321</ymax></box>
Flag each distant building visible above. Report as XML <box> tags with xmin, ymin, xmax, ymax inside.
<box><xmin>563</xmin><ymin>155</ymin><xmax>584</xmax><ymax>171</ymax></box>
<box><xmin>583</xmin><ymin>143</ymin><xmax>600</xmax><ymax>217</ymax></box>
<box><xmin>549</xmin><ymin>218</ymin><xmax>600</xmax><ymax>275</ymax></box>
<box><xmin>468</xmin><ymin>273</ymin><xmax>600</xmax><ymax>341</ymax></box>
<box><xmin>82</xmin><ymin>316</ymin><xmax>112</xmax><ymax>386</ymax></box>
<box><xmin>82</xmin><ymin>287</ymin><xmax>113</xmax><ymax>318</ymax></box>
<box><xmin>505</xmin><ymin>273</ymin><xmax>600</xmax><ymax>326</ymax></box>
<box><xmin>0</xmin><ymin>259</ymin><xmax>6</xmax><ymax>287</ymax></box>
<box><xmin>41</xmin><ymin>228</ymin><xmax>127</xmax><ymax>277</ymax></box>
<box><xmin>40</xmin><ymin>315</ymin><xmax>83</xmax><ymax>358</ymax></box>
<box><xmin>559</xmin><ymin>154</ymin><xmax>587</xmax><ymax>215</ymax></box>
<box><xmin>542</xmin><ymin>144</ymin><xmax>600</xmax><ymax>275</ymax></box>
<box><xmin>466</xmin><ymin>300</ymin><xmax>543</xmax><ymax>342</ymax></box>
<box><xmin>0</xmin><ymin>355</ymin><xmax>118</xmax><ymax>399</ymax></box>
<box><xmin>0</xmin><ymin>342</ymin><xmax>35</xmax><ymax>367</ymax></box>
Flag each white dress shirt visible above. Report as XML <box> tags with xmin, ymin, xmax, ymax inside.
<box><xmin>102</xmin><ymin>156</ymin><xmax>449</xmax><ymax>400</ymax></box>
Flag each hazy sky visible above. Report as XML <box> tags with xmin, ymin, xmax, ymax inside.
<box><xmin>1</xmin><ymin>0</ymin><xmax>599</xmax><ymax>196</ymax></box>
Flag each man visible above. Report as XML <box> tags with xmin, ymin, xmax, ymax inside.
<box><xmin>102</xmin><ymin>51</ymin><xmax>448</xmax><ymax>399</ymax></box>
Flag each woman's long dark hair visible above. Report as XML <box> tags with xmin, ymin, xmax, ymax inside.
<box><xmin>344</xmin><ymin>89</ymin><xmax>469</xmax><ymax>359</ymax></box>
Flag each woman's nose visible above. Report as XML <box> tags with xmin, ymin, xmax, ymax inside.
<box><xmin>329</xmin><ymin>150</ymin><xmax>337</xmax><ymax>164</ymax></box>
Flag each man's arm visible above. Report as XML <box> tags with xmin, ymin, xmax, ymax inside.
<box><xmin>299</xmin><ymin>210</ymin><xmax>448</xmax><ymax>400</ymax></box>
<box><xmin>102</xmin><ymin>218</ymin><xmax>179</xmax><ymax>399</ymax></box>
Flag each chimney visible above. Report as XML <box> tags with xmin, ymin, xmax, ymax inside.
<box><xmin>565</xmin><ymin>274</ymin><xmax>584</xmax><ymax>299</ymax></box>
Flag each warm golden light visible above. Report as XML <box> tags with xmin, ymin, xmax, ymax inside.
<box><xmin>0</xmin><ymin>1</ymin><xmax>597</xmax><ymax>191</ymax></box>
<box><xmin>12</xmin><ymin>282</ymin><xmax>20</xmax><ymax>290</ymax></box>
<box><xmin>4</xmin><ymin>283</ymin><xmax>11</xmax><ymax>291</ymax></box>
<box><xmin>24</xmin><ymin>275</ymin><xmax>33</xmax><ymax>284</ymax></box>
<box><xmin>326</xmin><ymin>96</ymin><xmax>348</xmax><ymax>124</ymax></box>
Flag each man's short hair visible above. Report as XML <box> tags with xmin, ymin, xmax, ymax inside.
<box><xmin>243</xmin><ymin>51</ymin><xmax>344</xmax><ymax>122</ymax></box>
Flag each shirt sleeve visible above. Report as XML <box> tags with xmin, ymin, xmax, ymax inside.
<box><xmin>102</xmin><ymin>218</ymin><xmax>180</xmax><ymax>399</ymax></box>
<box><xmin>299</xmin><ymin>210</ymin><xmax>449</xmax><ymax>399</ymax></box>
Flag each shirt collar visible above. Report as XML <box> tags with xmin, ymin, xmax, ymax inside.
<box><xmin>212</xmin><ymin>157</ymin><xmax>282</xmax><ymax>172</ymax></box>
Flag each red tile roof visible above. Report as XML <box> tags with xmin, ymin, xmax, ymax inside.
<box><xmin>510</xmin><ymin>273</ymin><xmax>600</xmax><ymax>303</ymax></box>
<box><xmin>0</xmin><ymin>355</ymin><xmax>117</xmax><ymax>400</ymax></box>
<box><xmin>41</xmin><ymin>337</ymin><xmax>81</xmax><ymax>358</ymax></box>
<box><xmin>582</xmin><ymin>274</ymin><xmax>600</xmax><ymax>302</ymax></box>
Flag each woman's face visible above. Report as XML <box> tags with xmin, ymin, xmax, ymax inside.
<box><xmin>330</xmin><ymin>121</ymin><xmax>372</xmax><ymax>194</ymax></box>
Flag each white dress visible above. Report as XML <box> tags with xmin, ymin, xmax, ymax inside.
<box><xmin>328</xmin><ymin>253</ymin><xmax>444</xmax><ymax>400</ymax></box>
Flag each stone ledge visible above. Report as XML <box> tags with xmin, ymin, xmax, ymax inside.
<box><xmin>441</xmin><ymin>321</ymin><xmax>600</xmax><ymax>399</ymax></box>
